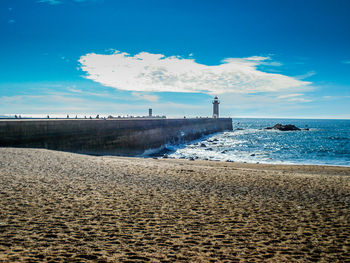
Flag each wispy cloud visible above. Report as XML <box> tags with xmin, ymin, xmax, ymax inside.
<box><xmin>66</xmin><ymin>85</ymin><xmax>158</xmax><ymax>102</ymax></box>
<box><xmin>261</xmin><ymin>61</ymin><xmax>283</xmax><ymax>67</ymax></box>
<box><xmin>37</xmin><ymin>0</ymin><xmax>62</xmax><ymax>5</ymax></box>
<box><xmin>294</xmin><ymin>71</ymin><xmax>316</xmax><ymax>80</ymax></box>
<box><xmin>342</xmin><ymin>60</ymin><xmax>350</xmax><ymax>64</ymax></box>
<box><xmin>65</xmin><ymin>86</ymin><xmax>115</xmax><ymax>98</ymax></box>
<box><xmin>37</xmin><ymin>0</ymin><xmax>101</xmax><ymax>4</ymax></box>
<box><xmin>60</xmin><ymin>56</ymin><xmax>70</xmax><ymax>62</ymax></box>
<box><xmin>278</xmin><ymin>93</ymin><xmax>304</xmax><ymax>99</ymax></box>
<box><xmin>277</xmin><ymin>93</ymin><xmax>312</xmax><ymax>102</ymax></box>
<box><xmin>0</xmin><ymin>93</ymin><xmax>192</xmax><ymax>117</ymax></box>
<box><xmin>8</xmin><ymin>20</ymin><xmax>15</xmax><ymax>24</ymax></box>
<box><xmin>131</xmin><ymin>92</ymin><xmax>159</xmax><ymax>102</ymax></box>
<box><xmin>79</xmin><ymin>51</ymin><xmax>311</xmax><ymax>95</ymax></box>
<box><xmin>66</xmin><ymin>86</ymin><xmax>84</xmax><ymax>93</ymax></box>
<box><xmin>322</xmin><ymin>95</ymin><xmax>350</xmax><ymax>100</ymax></box>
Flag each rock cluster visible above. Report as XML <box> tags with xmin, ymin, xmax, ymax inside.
<box><xmin>265</xmin><ymin>123</ymin><xmax>301</xmax><ymax>131</ymax></box>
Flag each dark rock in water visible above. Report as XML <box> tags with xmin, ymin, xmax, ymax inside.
<box><xmin>206</xmin><ymin>148</ymin><xmax>213</xmax><ymax>151</ymax></box>
<box><xmin>250</xmin><ymin>153</ymin><xmax>256</xmax><ymax>156</ymax></box>
<box><xmin>226</xmin><ymin>160</ymin><xmax>234</xmax><ymax>162</ymax></box>
<box><xmin>149</xmin><ymin>147</ymin><xmax>173</xmax><ymax>157</ymax></box>
<box><xmin>304</xmin><ymin>128</ymin><xmax>310</xmax><ymax>131</ymax></box>
<box><xmin>153</xmin><ymin>157</ymin><xmax>158</xmax><ymax>160</ymax></box>
<box><xmin>163</xmin><ymin>154</ymin><xmax>168</xmax><ymax>158</ymax></box>
<box><xmin>221</xmin><ymin>150</ymin><xmax>228</xmax><ymax>154</ymax></box>
<box><xmin>235</xmin><ymin>128</ymin><xmax>244</xmax><ymax>131</ymax></box>
<box><xmin>213</xmin><ymin>139</ymin><xmax>219</xmax><ymax>142</ymax></box>
<box><xmin>188</xmin><ymin>157</ymin><xmax>195</xmax><ymax>161</ymax></box>
<box><xmin>200</xmin><ymin>143</ymin><xmax>207</xmax><ymax>147</ymax></box>
<box><xmin>265</xmin><ymin>123</ymin><xmax>301</xmax><ymax>131</ymax></box>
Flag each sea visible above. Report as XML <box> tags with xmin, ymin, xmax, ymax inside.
<box><xmin>164</xmin><ymin>118</ymin><xmax>350</xmax><ymax>167</ymax></box>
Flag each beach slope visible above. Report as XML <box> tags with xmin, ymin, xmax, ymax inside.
<box><xmin>0</xmin><ymin>148</ymin><xmax>349</xmax><ymax>262</ymax></box>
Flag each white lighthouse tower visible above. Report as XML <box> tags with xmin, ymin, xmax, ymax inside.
<box><xmin>212</xmin><ymin>96</ymin><xmax>220</xmax><ymax>118</ymax></box>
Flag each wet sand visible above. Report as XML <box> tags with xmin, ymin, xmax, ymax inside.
<box><xmin>0</xmin><ymin>148</ymin><xmax>349</xmax><ymax>262</ymax></box>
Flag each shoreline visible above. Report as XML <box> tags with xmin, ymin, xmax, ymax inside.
<box><xmin>151</xmin><ymin>156</ymin><xmax>350</xmax><ymax>169</ymax></box>
<box><xmin>7</xmin><ymin>145</ymin><xmax>350</xmax><ymax>169</ymax></box>
<box><xmin>1</xmin><ymin>147</ymin><xmax>349</xmax><ymax>262</ymax></box>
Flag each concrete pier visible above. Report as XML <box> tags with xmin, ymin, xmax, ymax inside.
<box><xmin>0</xmin><ymin>118</ymin><xmax>232</xmax><ymax>156</ymax></box>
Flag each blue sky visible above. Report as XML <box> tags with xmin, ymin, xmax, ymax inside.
<box><xmin>0</xmin><ymin>0</ymin><xmax>349</xmax><ymax>118</ymax></box>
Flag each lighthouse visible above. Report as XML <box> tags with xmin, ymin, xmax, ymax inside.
<box><xmin>212</xmin><ymin>96</ymin><xmax>220</xmax><ymax>118</ymax></box>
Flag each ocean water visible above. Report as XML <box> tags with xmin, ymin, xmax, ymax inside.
<box><xmin>167</xmin><ymin>118</ymin><xmax>350</xmax><ymax>166</ymax></box>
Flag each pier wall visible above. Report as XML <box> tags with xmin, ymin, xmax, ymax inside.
<box><xmin>0</xmin><ymin>118</ymin><xmax>232</xmax><ymax>156</ymax></box>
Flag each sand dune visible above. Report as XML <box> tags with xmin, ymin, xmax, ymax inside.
<box><xmin>0</xmin><ymin>148</ymin><xmax>349</xmax><ymax>262</ymax></box>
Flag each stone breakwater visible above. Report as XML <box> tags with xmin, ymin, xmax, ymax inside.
<box><xmin>0</xmin><ymin>118</ymin><xmax>232</xmax><ymax>156</ymax></box>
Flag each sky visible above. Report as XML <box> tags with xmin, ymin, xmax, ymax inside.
<box><xmin>0</xmin><ymin>0</ymin><xmax>349</xmax><ymax>118</ymax></box>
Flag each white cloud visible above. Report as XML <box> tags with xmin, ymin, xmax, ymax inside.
<box><xmin>277</xmin><ymin>93</ymin><xmax>311</xmax><ymax>102</ymax></box>
<box><xmin>60</xmin><ymin>56</ymin><xmax>70</xmax><ymax>62</ymax></box>
<box><xmin>278</xmin><ymin>93</ymin><xmax>304</xmax><ymax>99</ymax></box>
<box><xmin>322</xmin><ymin>95</ymin><xmax>350</xmax><ymax>100</ymax></box>
<box><xmin>294</xmin><ymin>71</ymin><xmax>316</xmax><ymax>80</ymax></box>
<box><xmin>343</xmin><ymin>60</ymin><xmax>350</xmax><ymax>64</ymax></box>
<box><xmin>66</xmin><ymin>86</ymin><xmax>84</xmax><ymax>93</ymax></box>
<box><xmin>131</xmin><ymin>92</ymin><xmax>159</xmax><ymax>102</ymax></box>
<box><xmin>37</xmin><ymin>0</ymin><xmax>62</xmax><ymax>5</ymax></box>
<box><xmin>79</xmin><ymin>51</ymin><xmax>311</xmax><ymax>95</ymax></box>
<box><xmin>262</xmin><ymin>61</ymin><xmax>283</xmax><ymax>67</ymax></box>
<box><xmin>242</xmin><ymin>56</ymin><xmax>270</xmax><ymax>61</ymax></box>
<box><xmin>73</xmin><ymin>0</ymin><xmax>100</xmax><ymax>2</ymax></box>
<box><xmin>37</xmin><ymin>0</ymin><xmax>100</xmax><ymax>4</ymax></box>
<box><xmin>8</xmin><ymin>20</ymin><xmax>15</xmax><ymax>24</ymax></box>
<box><xmin>322</xmin><ymin>96</ymin><xmax>333</xmax><ymax>99</ymax></box>
<box><xmin>0</xmin><ymin>93</ymin><xmax>186</xmax><ymax>117</ymax></box>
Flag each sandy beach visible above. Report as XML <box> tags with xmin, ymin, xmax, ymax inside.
<box><xmin>0</xmin><ymin>148</ymin><xmax>349</xmax><ymax>262</ymax></box>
